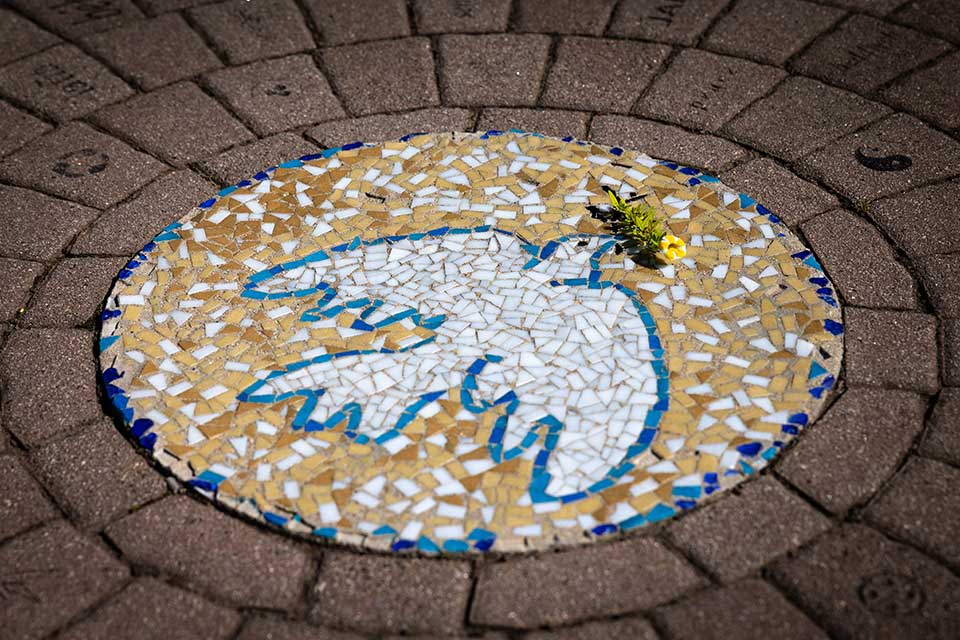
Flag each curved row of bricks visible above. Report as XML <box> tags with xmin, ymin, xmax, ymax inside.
<box><xmin>0</xmin><ymin>0</ymin><xmax>958</xmax><ymax>638</ymax></box>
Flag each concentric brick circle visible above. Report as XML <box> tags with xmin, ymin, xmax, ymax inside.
<box><xmin>98</xmin><ymin>131</ymin><xmax>842</xmax><ymax>553</ymax></box>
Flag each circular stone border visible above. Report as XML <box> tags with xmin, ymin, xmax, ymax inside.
<box><xmin>97</xmin><ymin>129</ymin><xmax>844</xmax><ymax>554</ymax></box>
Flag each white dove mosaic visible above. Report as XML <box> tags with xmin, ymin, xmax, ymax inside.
<box><xmin>98</xmin><ymin>131</ymin><xmax>843</xmax><ymax>553</ymax></box>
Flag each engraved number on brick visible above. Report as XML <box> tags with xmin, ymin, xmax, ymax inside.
<box><xmin>855</xmin><ymin>147</ymin><xmax>913</xmax><ymax>172</ymax></box>
<box><xmin>53</xmin><ymin>148</ymin><xmax>110</xmax><ymax>177</ymax></box>
<box><xmin>858</xmin><ymin>573</ymin><xmax>924</xmax><ymax>616</ymax></box>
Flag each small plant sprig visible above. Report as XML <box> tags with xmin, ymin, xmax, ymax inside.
<box><xmin>607</xmin><ymin>191</ymin><xmax>686</xmax><ymax>261</ymax></box>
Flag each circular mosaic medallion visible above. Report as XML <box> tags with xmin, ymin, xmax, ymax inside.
<box><xmin>99</xmin><ymin>131</ymin><xmax>843</xmax><ymax>553</ymax></box>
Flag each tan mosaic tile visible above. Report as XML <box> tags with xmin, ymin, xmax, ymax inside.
<box><xmin>99</xmin><ymin>131</ymin><xmax>843</xmax><ymax>553</ymax></box>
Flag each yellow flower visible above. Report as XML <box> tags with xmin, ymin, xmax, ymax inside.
<box><xmin>659</xmin><ymin>235</ymin><xmax>686</xmax><ymax>260</ymax></box>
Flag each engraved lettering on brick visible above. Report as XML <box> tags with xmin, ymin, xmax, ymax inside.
<box><xmin>0</xmin><ymin>569</ymin><xmax>56</xmax><ymax>603</ymax></box>
<box><xmin>855</xmin><ymin>147</ymin><xmax>913</xmax><ymax>172</ymax></box>
<box><xmin>646</xmin><ymin>0</ymin><xmax>687</xmax><ymax>25</ymax></box>
<box><xmin>265</xmin><ymin>83</ymin><xmax>292</xmax><ymax>97</ymax></box>
<box><xmin>454</xmin><ymin>0</ymin><xmax>480</xmax><ymax>18</ymax></box>
<box><xmin>859</xmin><ymin>573</ymin><xmax>924</xmax><ymax>616</ymax></box>
<box><xmin>33</xmin><ymin>63</ymin><xmax>96</xmax><ymax>97</ymax></box>
<box><xmin>827</xmin><ymin>30</ymin><xmax>896</xmax><ymax>74</ymax></box>
<box><xmin>689</xmin><ymin>66</ymin><xmax>735</xmax><ymax>112</ymax></box>
<box><xmin>53</xmin><ymin>148</ymin><xmax>110</xmax><ymax>177</ymax></box>
<box><xmin>51</xmin><ymin>0</ymin><xmax>123</xmax><ymax>25</ymax></box>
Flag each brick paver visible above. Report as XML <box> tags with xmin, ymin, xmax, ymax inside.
<box><xmin>56</xmin><ymin>578</ymin><xmax>242</xmax><ymax>640</ymax></box>
<box><xmin>311</xmin><ymin>553</ymin><xmax>471</xmax><ymax>634</ymax></box>
<box><xmin>0</xmin><ymin>520</ymin><xmax>129</xmax><ymax>640</ymax></box>
<box><xmin>843</xmin><ymin>308</ymin><xmax>939</xmax><ymax>394</ymax></box>
<box><xmin>203</xmin><ymin>54</ymin><xmax>345</xmax><ymax>137</ymax></box>
<box><xmin>608</xmin><ymin>0</ymin><xmax>729</xmax><ymax>45</ymax></box>
<box><xmin>723</xmin><ymin>77</ymin><xmax>890</xmax><ymax>161</ymax></box>
<box><xmin>0</xmin><ymin>123</ymin><xmax>166</xmax><ymax>209</ymax></box>
<box><xmin>31</xmin><ymin>419</ymin><xmax>168</xmax><ymax>530</ymax></box>
<box><xmin>0</xmin><ymin>44</ymin><xmax>133</xmax><ymax>122</ymax></box>
<box><xmin>321</xmin><ymin>38</ymin><xmax>440</xmax><ymax>115</ymax></box>
<box><xmin>0</xmin><ymin>2</ymin><xmax>958</xmax><ymax>636</ymax></box>
<box><xmin>1</xmin><ymin>329</ymin><xmax>102</xmax><ymax>446</ymax></box>
<box><xmin>106</xmin><ymin>495</ymin><xmax>312</xmax><ymax>609</ymax></box>
<box><xmin>801</xmin><ymin>209</ymin><xmax>917</xmax><ymax>309</ymax></box>
<box><xmin>655</xmin><ymin>579</ymin><xmax>828</xmax><ymax>640</ymax></box>
<box><xmin>91</xmin><ymin>82</ymin><xmax>253</xmax><ymax>167</ymax></box>
<box><xmin>769</xmin><ymin>525</ymin><xmax>960</xmax><ymax>639</ymax></box>
<box><xmin>777</xmin><ymin>388</ymin><xmax>928</xmax><ymax>514</ymax></box>
<box><xmin>438</xmin><ymin>34</ymin><xmax>551</xmax><ymax>107</ymax></box>
<box><xmin>702</xmin><ymin>0</ymin><xmax>843</xmax><ymax>66</ymax></box>
<box><xmin>542</xmin><ymin>37</ymin><xmax>670</xmax><ymax>113</ymax></box>
<box><xmin>188</xmin><ymin>0</ymin><xmax>314</xmax><ymax>65</ymax></box>
<box><xmin>665</xmin><ymin>477</ymin><xmax>831</xmax><ymax>581</ymax></box>
<box><xmin>80</xmin><ymin>13</ymin><xmax>221</xmax><ymax>91</ymax></box>
<box><xmin>471</xmin><ymin>538</ymin><xmax>705</xmax><ymax>628</ymax></box>
<box><xmin>792</xmin><ymin>15</ymin><xmax>950</xmax><ymax>95</ymax></box>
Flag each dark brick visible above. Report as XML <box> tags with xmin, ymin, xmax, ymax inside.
<box><xmin>513</xmin><ymin>0</ymin><xmax>616</xmax><ymax>35</ymax></box>
<box><xmin>196</xmin><ymin>132</ymin><xmax>318</xmax><ymax>186</ymax></box>
<box><xmin>91</xmin><ymin>82</ymin><xmax>253</xmax><ymax>167</ymax></box>
<box><xmin>71</xmin><ymin>170</ymin><xmax>212</xmax><ymax>256</ymax></box>
<box><xmin>722</xmin><ymin>77</ymin><xmax>890</xmax><ymax>161</ymax></box>
<box><xmin>477</xmin><ymin>108</ymin><xmax>589</xmax><ymax>138</ymax></box>
<box><xmin>590</xmin><ymin>115</ymin><xmax>747</xmax><ymax>172</ymax></box>
<box><xmin>0</xmin><ymin>258</ymin><xmax>42</xmax><ymax>323</ymax></box>
<box><xmin>23</xmin><ymin>257</ymin><xmax>125</xmax><ymax>327</ymax></box>
<box><xmin>608</xmin><ymin>0</ymin><xmax>730</xmax><ymax>45</ymax></box>
<box><xmin>543</xmin><ymin>38</ymin><xmax>670</xmax><ymax>113</ymax></box>
<box><xmin>656</xmin><ymin>579</ymin><xmax>827</xmax><ymax>640</ymax></box>
<box><xmin>802</xmin><ymin>209</ymin><xmax>917</xmax><ymax>308</ymax></box>
<box><xmin>304</xmin><ymin>0</ymin><xmax>409</xmax><ymax>45</ymax></box>
<box><xmin>819</xmin><ymin>0</ymin><xmax>906</xmax><ymax>15</ymax></box>
<box><xmin>0</xmin><ymin>329</ymin><xmax>101</xmax><ymax>446</ymax></box>
<box><xmin>106</xmin><ymin>495</ymin><xmax>312</xmax><ymax>608</ymax></box>
<box><xmin>944</xmin><ymin>320</ymin><xmax>960</xmax><ymax>385</ymax></box>
<box><xmin>883</xmin><ymin>51</ymin><xmax>960</xmax><ymax>132</ymax></box>
<box><xmin>0</xmin><ymin>520</ymin><xmax>129</xmax><ymax>640</ymax></box>
<box><xmin>638</xmin><ymin>49</ymin><xmax>786</xmax><ymax>133</ymax></box>
<box><xmin>80</xmin><ymin>13</ymin><xmax>220</xmax><ymax>91</ymax></box>
<box><xmin>0</xmin><ymin>123</ymin><xmax>166</xmax><ymax>209</ymax></box>
<box><xmin>58</xmin><ymin>577</ymin><xmax>241</xmax><ymax>640</ymax></box>
<box><xmin>793</xmin><ymin>16</ymin><xmax>949</xmax><ymax>95</ymax></box>
<box><xmin>9</xmin><ymin>0</ymin><xmax>144</xmax><ymax>37</ymax></box>
<box><xmin>31</xmin><ymin>419</ymin><xmax>167</xmax><ymax>530</ymax></box>
<box><xmin>305</xmin><ymin>108</ymin><xmax>474</xmax><ymax>146</ymax></box>
<box><xmin>0</xmin><ymin>8</ymin><xmax>60</xmax><ymax>66</ymax></box>
<box><xmin>920</xmin><ymin>388</ymin><xmax>960</xmax><ymax>465</ymax></box>
<box><xmin>844</xmin><ymin>307</ymin><xmax>939</xmax><ymax>393</ymax></box>
<box><xmin>893</xmin><ymin>0</ymin><xmax>960</xmax><ymax>44</ymax></box>
<box><xmin>204</xmin><ymin>54</ymin><xmax>344</xmax><ymax>137</ymax></box>
<box><xmin>189</xmin><ymin>0</ymin><xmax>314</xmax><ymax>65</ymax></box>
<box><xmin>666</xmin><ymin>477</ymin><xmax>831</xmax><ymax>581</ymax></box>
<box><xmin>868</xmin><ymin>178</ymin><xmax>960</xmax><ymax>258</ymax></box>
<box><xmin>322</xmin><ymin>38</ymin><xmax>439</xmax><ymax>116</ymax></box>
<box><xmin>867</xmin><ymin>457</ymin><xmax>960</xmax><ymax>567</ymax></box>
<box><xmin>778</xmin><ymin>388</ymin><xmax>927</xmax><ymax>514</ymax></box>
<box><xmin>527</xmin><ymin>617</ymin><xmax>658</xmax><ymax>640</ymax></box>
<box><xmin>0</xmin><ymin>100</ymin><xmax>51</xmax><ymax>157</ymax></box>
<box><xmin>916</xmin><ymin>253</ymin><xmax>960</xmax><ymax>318</ymax></box>
<box><xmin>770</xmin><ymin>524</ymin><xmax>960</xmax><ymax>639</ymax></box>
<box><xmin>703</xmin><ymin>0</ymin><xmax>843</xmax><ymax>65</ymax></box>
<box><xmin>470</xmin><ymin>538</ymin><xmax>704</xmax><ymax>628</ymax></box>
<box><xmin>799</xmin><ymin>114</ymin><xmax>960</xmax><ymax>202</ymax></box>
<box><xmin>720</xmin><ymin>158</ymin><xmax>839</xmax><ymax>230</ymax></box>
<box><xmin>0</xmin><ymin>455</ymin><xmax>59</xmax><ymax>541</ymax></box>
<box><xmin>0</xmin><ymin>44</ymin><xmax>133</xmax><ymax>122</ymax></box>
<box><xmin>0</xmin><ymin>186</ymin><xmax>98</xmax><ymax>261</ymax></box>
<box><xmin>413</xmin><ymin>0</ymin><xmax>511</xmax><ymax>34</ymax></box>
<box><xmin>238</xmin><ymin>617</ymin><xmax>363</xmax><ymax>640</ymax></box>
<box><xmin>438</xmin><ymin>34</ymin><xmax>551</xmax><ymax>107</ymax></box>
<box><xmin>311</xmin><ymin>553</ymin><xmax>471</xmax><ymax>634</ymax></box>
